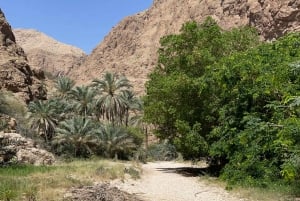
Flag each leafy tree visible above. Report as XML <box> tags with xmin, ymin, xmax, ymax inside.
<box><xmin>91</xmin><ymin>72</ymin><xmax>132</xmax><ymax>125</ymax></box>
<box><xmin>208</xmin><ymin>33</ymin><xmax>300</xmax><ymax>185</ymax></box>
<box><xmin>144</xmin><ymin>17</ymin><xmax>259</xmax><ymax>158</ymax></box>
<box><xmin>54</xmin><ymin>116</ymin><xmax>99</xmax><ymax>157</ymax></box>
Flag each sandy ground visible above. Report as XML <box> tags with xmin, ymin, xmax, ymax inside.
<box><xmin>114</xmin><ymin>161</ymin><xmax>248</xmax><ymax>201</ymax></box>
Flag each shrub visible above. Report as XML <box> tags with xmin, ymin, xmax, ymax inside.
<box><xmin>147</xmin><ymin>142</ymin><xmax>178</xmax><ymax>161</ymax></box>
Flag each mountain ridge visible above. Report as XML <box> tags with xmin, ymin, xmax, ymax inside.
<box><xmin>70</xmin><ymin>0</ymin><xmax>300</xmax><ymax>94</ymax></box>
<box><xmin>13</xmin><ymin>29</ymin><xmax>86</xmax><ymax>76</ymax></box>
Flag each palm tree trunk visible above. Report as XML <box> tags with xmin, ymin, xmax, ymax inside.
<box><xmin>145</xmin><ymin>126</ymin><xmax>148</xmax><ymax>151</ymax></box>
<box><xmin>125</xmin><ymin>108</ymin><xmax>129</xmax><ymax>127</ymax></box>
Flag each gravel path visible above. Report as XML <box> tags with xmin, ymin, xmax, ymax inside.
<box><xmin>115</xmin><ymin>161</ymin><xmax>248</xmax><ymax>201</ymax></box>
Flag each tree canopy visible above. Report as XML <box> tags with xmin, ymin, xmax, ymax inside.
<box><xmin>144</xmin><ymin>17</ymin><xmax>300</xmax><ymax>187</ymax></box>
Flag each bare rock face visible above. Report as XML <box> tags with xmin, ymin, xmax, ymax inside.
<box><xmin>0</xmin><ymin>9</ymin><xmax>46</xmax><ymax>102</ymax></box>
<box><xmin>13</xmin><ymin>29</ymin><xmax>87</xmax><ymax>76</ymax></box>
<box><xmin>70</xmin><ymin>0</ymin><xmax>300</xmax><ymax>94</ymax></box>
<box><xmin>0</xmin><ymin>132</ymin><xmax>55</xmax><ymax>165</ymax></box>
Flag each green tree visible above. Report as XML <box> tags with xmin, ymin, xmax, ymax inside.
<box><xmin>27</xmin><ymin>100</ymin><xmax>58</xmax><ymax>142</ymax></box>
<box><xmin>91</xmin><ymin>72</ymin><xmax>132</xmax><ymax>125</ymax></box>
<box><xmin>144</xmin><ymin>18</ymin><xmax>259</xmax><ymax>159</ymax></box>
<box><xmin>54</xmin><ymin>116</ymin><xmax>99</xmax><ymax>157</ymax></box>
<box><xmin>127</xmin><ymin>98</ymin><xmax>150</xmax><ymax>149</ymax></box>
<box><xmin>98</xmin><ymin>124</ymin><xmax>136</xmax><ymax>159</ymax></box>
<box><xmin>121</xmin><ymin>90</ymin><xmax>142</xmax><ymax>126</ymax></box>
<box><xmin>70</xmin><ymin>85</ymin><xmax>95</xmax><ymax>118</ymax></box>
<box><xmin>54</xmin><ymin>76</ymin><xmax>75</xmax><ymax>99</ymax></box>
<box><xmin>208</xmin><ymin>33</ymin><xmax>300</xmax><ymax>185</ymax></box>
<box><xmin>0</xmin><ymin>91</ymin><xmax>7</xmax><ymax>115</ymax></box>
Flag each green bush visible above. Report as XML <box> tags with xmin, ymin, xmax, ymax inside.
<box><xmin>147</xmin><ymin>142</ymin><xmax>178</xmax><ymax>161</ymax></box>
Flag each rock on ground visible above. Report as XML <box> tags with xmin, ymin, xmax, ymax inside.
<box><xmin>0</xmin><ymin>132</ymin><xmax>55</xmax><ymax>165</ymax></box>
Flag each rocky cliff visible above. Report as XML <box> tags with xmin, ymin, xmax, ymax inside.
<box><xmin>70</xmin><ymin>0</ymin><xmax>300</xmax><ymax>94</ymax></box>
<box><xmin>0</xmin><ymin>9</ymin><xmax>46</xmax><ymax>102</ymax></box>
<box><xmin>13</xmin><ymin>29</ymin><xmax>86</xmax><ymax>76</ymax></box>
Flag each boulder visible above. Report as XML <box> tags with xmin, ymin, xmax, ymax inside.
<box><xmin>0</xmin><ymin>132</ymin><xmax>55</xmax><ymax>165</ymax></box>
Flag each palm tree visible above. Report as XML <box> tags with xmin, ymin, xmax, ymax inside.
<box><xmin>27</xmin><ymin>100</ymin><xmax>58</xmax><ymax>142</ymax></box>
<box><xmin>128</xmin><ymin>100</ymin><xmax>150</xmax><ymax>150</ymax></box>
<box><xmin>0</xmin><ymin>90</ymin><xmax>8</xmax><ymax>115</ymax></box>
<box><xmin>121</xmin><ymin>90</ymin><xmax>142</xmax><ymax>126</ymax></box>
<box><xmin>91</xmin><ymin>72</ymin><xmax>132</xmax><ymax>125</ymax></box>
<box><xmin>70</xmin><ymin>86</ymin><xmax>95</xmax><ymax>118</ymax></box>
<box><xmin>54</xmin><ymin>116</ymin><xmax>99</xmax><ymax>157</ymax></box>
<box><xmin>49</xmin><ymin>97</ymin><xmax>73</xmax><ymax>122</ymax></box>
<box><xmin>98</xmin><ymin>124</ymin><xmax>136</xmax><ymax>159</ymax></box>
<box><xmin>54</xmin><ymin>76</ymin><xmax>75</xmax><ymax>99</ymax></box>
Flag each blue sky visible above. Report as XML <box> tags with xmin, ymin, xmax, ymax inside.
<box><xmin>1</xmin><ymin>1</ymin><xmax>153</xmax><ymax>54</ymax></box>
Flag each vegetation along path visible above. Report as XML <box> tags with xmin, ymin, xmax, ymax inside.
<box><xmin>115</xmin><ymin>161</ymin><xmax>247</xmax><ymax>201</ymax></box>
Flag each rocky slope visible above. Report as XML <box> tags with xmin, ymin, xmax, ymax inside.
<box><xmin>13</xmin><ymin>29</ymin><xmax>86</xmax><ymax>76</ymax></box>
<box><xmin>70</xmin><ymin>0</ymin><xmax>300</xmax><ymax>94</ymax></box>
<box><xmin>0</xmin><ymin>9</ymin><xmax>46</xmax><ymax>102</ymax></box>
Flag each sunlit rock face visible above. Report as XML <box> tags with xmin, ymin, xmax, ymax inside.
<box><xmin>70</xmin><ymin>0</ymin><xmax>300</xmax><ymax>94</ymax></box>
<box><xmin>0</xmin><ymin>9</ymin><xmax>46</xmax><ymax>102</ymax></box>
<box><xmin>13</xmin><ymin>29</ymin><xmax>86</xmax><ymax>77</ymax></box>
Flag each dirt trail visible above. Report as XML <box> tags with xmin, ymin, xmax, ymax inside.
<box><xmin>115</xmin><ymin>161</ymin><xmax>248</xmax><ymax>201</ymax></box>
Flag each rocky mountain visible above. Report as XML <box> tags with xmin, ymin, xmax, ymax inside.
<box><xmin>70</xmin><ymin>0</ymin><xmax>300</xmax><ymax>94</ymax></box>
<box><xmin>0</xmin><ymin>9</ymin><xmax>46</xmax><ymax>102</ymax></box>
<box><xmin>13</xmin><ymin>29</ymin><xmax>86</xmax><ymax>76</ymax></box>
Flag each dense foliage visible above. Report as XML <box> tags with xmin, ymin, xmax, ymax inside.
<box><xmin>144</xmin><ymin>17</ymin><xmax>300</xmax><ymax>189</ymax></box>
<box><xmin>145</xmin><ymin>17</ymin><xmax>260</xmax><ymax>158</ymax></box>
<box><xmin>26</xmin><ymin>72</ymin><xmax>144</xmax><ymax>159</ymax></box>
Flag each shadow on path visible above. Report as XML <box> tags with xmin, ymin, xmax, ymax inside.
<box><xmin>155</xmin><ymin>166</ymin><xmax>215</xmax><ymax>177</ymax></box>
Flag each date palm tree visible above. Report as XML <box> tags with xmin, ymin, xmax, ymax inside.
<box><xmin>121</xmin><ymin>90</ymin><xmax>142</xmax><ymax>126</ymax></box>
<box><xmin>0</xmin><ymin>90</ymin><xmax>7</xmax><ymax>115</ymax></box>
<box><xmin>54</xmin><ymin>76</ymin><xmax>75</xmax><ymax>99</ymax></box>
<box><xmin>128</xmin><ymin>99</ymin><xmax>150</xmax><ymax>150</ymax></box>
<box><xmin>27</xmin><ymin>100</ymin><xmax>58</xmax><ymax>142</ymax></box>
<box><xmin>91</xmin><ymin>72</ymin><xmax>132</xmax><ymax>125</ymax></box>
<box><xmin>70</xmin><ymin>86</ymin><xmax>96</xmax><ymax>118</ymax></box>
<box><xmin>98</xmin><ymin>124</ymin><xmax>136</xmax><ymax>159</ymax></box>
<box><xmin>54</xmin><ymin>116</ymin><xmax>99</xmax><ymax>157</ymax></box>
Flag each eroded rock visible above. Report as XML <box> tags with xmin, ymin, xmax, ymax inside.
<box><xmin>0</xmin><ymin>132</ymin><xmax>55</xmax><ymax>165</ymax></box>
<box><xmin>0</xmin><ymin>9</ymin><xmax>46</xmax><ymax>102</ymax></box>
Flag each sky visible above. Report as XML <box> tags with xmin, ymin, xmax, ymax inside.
<box><xmin>1</xmin><ymin>1</ymin><xmax>153</xmax><ymax>54</ymax></box>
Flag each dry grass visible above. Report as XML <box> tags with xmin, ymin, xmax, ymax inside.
<box><xmin>0</xmin><ymin>159</ymin><xmax>141</xmax><ymax>201</ymax></box>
